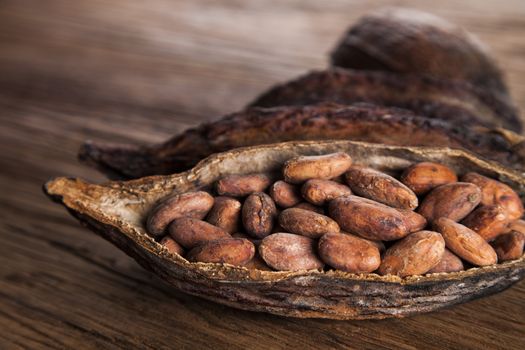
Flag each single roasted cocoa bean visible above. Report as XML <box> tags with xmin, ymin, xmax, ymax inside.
<box><xmin>242</xmin><ymin>192</ymin><xmax>277</xmax><ymax>238</ymax></box>
<box><xmin>147</xmin><ymin>191</ymin><xmax>214</xmax><ymax>238</ymax></box>
<box><xmin>292</xmin><ymin>202</ymin><xmax>325</xmax><ymax>214</ymax></box>
<box><xmin>417</xmin><ymin>183</ymin><xmax>481</xmax><ymax>222</ymax></box>
<box><xmin>507</xmin><ymin>219</ymin><xmax>525</xmax><ymax>235</ymax></box>
<box><xmin>259</xmin><ymin>233</ymin><xmax>324</xmax><ymax>271</ymax></box>
<box><xmin>378</xmin><ymin>231</ymin><xmax>445</xmax><ymax>277</ymax></box>
<box><xmin>400</xmin><ymin>162</ymin><xmax>457</xmax><ymax>195</ymax></box>
<box><xmin>216</xmin><ymin>173</ymin><xmax>272</xmax><ymax>197</ymax></box>
<box><xmin>490</xmin><ymin>231</ymin><xmax>525</xmax><ymax>262</ymax></box>
<box><xmin>301</xmin><ymin>179</ymin><xmax>352</xmax><ymax>205</ymax></box>
<box><xmin>186</xmin><ymin>238</ymin><xmax>255</xmax><ymax>266</ymax></box>
<box><xmin>160</xmin><ymin>236</ymin><xmax>184</xmax><ymax>256</ymax></box>
<box><xmin>328</xmin><ymin>195</ymin><xmax>414</xmax><ymax>241</ymax></box>
<box><xmin>427</xmin><ymin>249</ymin><xmax>464</xmax><ymax>273</ymax></box>
<box><xmin>278</xmin><ymin>208</ymin><xmax>340</xmax><ymax>238</ymax></box>
<box><xmin>205</xmin><ymin>196</ymin><xmax>242</xmax><ymax>233</ymax></box>
<box><xmin>434</xmin><ymin>218</ymin><xmax>497</xmax><ymax>266</ymax></box>
<box><xmin>168</xmin><ymin>217</ymin><xmax>230</xmax><ymax>249</ymax></box>
<box><xmin>318</xmin><ymin>233</ymin><xmax>380</xmax><ymax>273</ymax></box>
<box><xmin>397</xmin><ymin>208</ymin><xmax>427</xmax><ymax>232</ymax></box>
<box><xmin>283</xmin><ymin>152</ymin><xmax>352</xmax><ymax>184</ymax></box>
<box><xmin>461</xmin><ymin>205</ymin><xmax>510</xmax><ymax>241</ymax></box>
<box><xmin>345</xmin><ymin>165</ymin><xmax>418</xmax><ymax>209</ymax></box>
<box><xmin>462</xmin><ymin>172</ymin><xmax>524</xmax><ymax>220</ymax></box>
<box><xmin>269</xmin><ymin>180</ymin><xmax>302</xmax><ymax>208</ymax></box>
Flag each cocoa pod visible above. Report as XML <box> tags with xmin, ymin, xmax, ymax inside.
<box><xmin>378</xmin><ymin>231</ymin><xmax>445</xmax><ymax>277</ymax></box>
<box><xmin>427</xmin><ymin>249</ymin><xmax>464</xmax><ymax>273</ymax></box>
<box><xmin>146</xmin><ymin>191</ymin><xmax>214</xmax><ymax>238</ymax></box>
<box><xmin>490</xmin><ymin>232</ymin><xmax>525</xmax><ymax>262</ymax></box>
<box><xmin>417</xmin><ymin>183</ymin><xmax>481</xmax><ymax>222</ymax></box>
<box><xmin>328</xmin><ymin>195</ymin><xmax>415</xmax><ymax>241</ymax></box>
<box><xmin>462</xmin><ymin>172</ymin><xmax>524</xmax><ymax>220</ymax></box>
<box><xmin>283</xmin><ymin>152</ymin><xmax>352</xmax><ymax>184</ymax></box>
<box><xmin>216</xmin><ymin>173</ymin><xmax>272</xmax><ymax>197</ymax></box>
<box><xmin>400</xmin><ymin>162</ymin><xmax>457</xmax><ymax>195</ymax></box>
<box><xmin>186</xmin><ymin>238</ymin><xmax>255</xmax><ymax>266</ymax></box>
<box><xmin>344</xmin><ymin>165</ymin><xmax>418</xmax><ymax>209</ymax></box>
<box><xmin>242</xmin><ymin>192</ymin><xmax>277</xmax><ymax>238</ymax></box>
<box><xmin>205</xmin><ymin>196</ymin><xmax>242</xmax><ymax>233</ymax></box>
<box><xmin>259</xmin><ymin>233</ymin><xmax>324</xmax><ymax>271</ymax></box>
<box><xmin>160</xmin><ymin>236</ymin><xmax>184</xmax><ymax>256</ymax></box>
<box><xmin>461</xmin><ymin>205</ymin><xmax>510</xmax><ymax>241</ymax></box>
<box><xmin>301</xmin><ymin>179</ymin><xmax>352</xmax><ymax>206</ymax></box>
<box><xmin>330</xmin><ymin>8</ymin><xmax>509</xmax><ymax>98</ymax></box>
<box><xmin>269</xmin><ymin>180</ymin><xmax>302</xmax><ymax>208</ymax></box>
<box><xmin>292</xmin><ymin>202</ymin><xmax>325</xmax><ymax>215</ymax></box>
<box><xmin>434</xmin><ymin>218</ymin><xmax>497</xmax><ymax>266</ymax></box>
<box><xmin>278</xmin><ymin>208</ymin><xmax>340</xmax><ymax>239</ymax></box>
<box><xmin>318</xmin><ymin>233</ymin><xmax>380</xmax><ymax>273</ymax></box>
<box><xmin>168</xmin><ymin>217</ymin><xmax>230</xmax><ymax>249</ymax></box>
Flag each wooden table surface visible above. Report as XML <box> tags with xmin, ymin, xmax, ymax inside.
<box><xmin>1</xmin><ymin>1</ymin><xmax>524</xmax><ymax>349</ymax></box>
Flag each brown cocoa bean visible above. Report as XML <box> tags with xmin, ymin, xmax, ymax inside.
<box><xmin>283</xmin><ymin>152</ymin><xmax>352</xmax><ymax>184</ymax></box>
<box><xmin>278</xmin><ymin>208</ymin><xmax>340</xmax><ymax>238</ymax></box>
<box><xmin>433</xmin><ymin>218</ymin><xmax>497</xmax><ymax>266</ymax></box>
<box><xmin>168</xmin><ymin>217</ymin><xmax>231</xmax><ymax>249</ymax></box>
<box><xmin>269</xmin><ymin>180</ymin><xmax>302</xmax><ymax>208</ymax></box>
<box><xmin>205</xmin><ymin>196</ymin><xmax>242</xmax><ymax>233</ymax></box>
<box><xmin>397</xmin><ymin>209</ymin><xmax>427</xmax><ymax>232</ymax></box>
<box><xmin>328</xmin><ymin>195</ymin><xmax>414</xmax><ymax>241</ymax></box>
<box><xmin>378</xmin><ymin>231</ymin><xmax>445</xmax><ymax>277</ymax></box>
<box><xmin>242</xmin><ymin>192</ymin><xmax>277</xmax><ymax>238</ymax></box>
<box><xmin>259</xmin><ymin>233</ymin><xmax>324</xmax><ymax>271</ymax></box>
<box><xmin>160</xmin><ymin>236</ymin><xmax>184</xmax><ymax>256</ymax></box>
<box><xmin>417</xmin><ymin>182</ymin><xmax>481</xmax><ymax>222</ymax></box>
<box><xmin>301</xmin><ymin>179</ymin><xmax>352</xmax><ymax>206</ymax></box>
<box><xmin>427</xmin><ymin>249</ymin><xmax>464</xmax><ymax>273</ymax></box>
<box><xmin>186</xmin><ymin>238</ymin><xmax>255</xmax><ymax>266</ymax></box>
<box><xmin>147</xmin><ymin>191</ymin><xmax>214</xmax><ymax>238</ymax></box>
<box><xmin>216</xmin><ymin>173</ymin><xmax>272</xmax><ymax>197</ymax></box>
<box><xmin>462</xmin><ymin>172</ymin><xmax>524</xmax><ymax>220</ymax></box>
<box><xmin>507</xmin><ymin>219</ymin><xmax>525</xmax><ymax>235</ymax></box>
<box><xmin>318</xmin><ymin>233</ymin><xmax>380</xmax><ymax>273</ymax></box>
<box><xmin>345</xmin><ymin>165</ymin><xmax>418</xmax><ymax>209</ymax></box>
<box><xmin>490</xmin><ymin>231</ymin><xmax>525</xmax><ymax>262</ymax></box>
<box><xmin>400</xmin><ymin>162</ymin><xmax>458</xmax><ymax>195</ymax></box>
<box><xmin>292</xmin><ymin>202</ymin><xmax>325</xmax><ymax>214</ymax></box>
<box><xmin>242</xmin><ymin>251</ymin><xmax>273</xmax><ymax>271</ymax></box>
<box><xmin>231</xmin><ymin>232</ymin><xmax>262</xmax><ymax>246</ymax></box>
<box><xmin>461</xmin><ymin>205</ymin><xmax>510</xmax><ymax>241</ymax></box>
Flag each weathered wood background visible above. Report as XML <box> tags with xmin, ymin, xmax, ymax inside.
<box><xmin>0</xmin><ymin>0</ymin><xmax>524</xmax><ymax>349</ymax></box>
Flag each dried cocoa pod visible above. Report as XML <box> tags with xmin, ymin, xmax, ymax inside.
<box><xmin>417</xmin><ymin>183</ymin><xmax>481</xmax><ymax>222</ymax></box>
<box><xmin>168</xmin><ymin>217</ymin><xmax>230</xmax><ymax>249</ymax></box>
<box><xmin>160</xmin><ymin>236</ymin><xmax>184</xmax><ymax>256</ymax></box>
<box><xmin>400</xmin><ymin>162</ymin><xmax>458</xmax><ymax>195</ymax></box>
<box><xmin>344</xmin><ymin>165</ymin><xmax>418</xmax><ymax>209</ymax></box>
<box><xmin>461</xmin><ymin>205</ymin><xmax>510</xmax><ymax>241</ymax></box>
<box><xmin>79</xmin><ymin>104</ymin><xmax>525</xmax><ymax>180</ymax></box>
<box><xmin>259</xmin><ymin>233</ymin><xmax>324</xmax><ymax>271</ymax></box>
<box><xmin>249</xmin><ymin>69</ymin><xmax>521</xmax><ymax>132</ymax></box>
<box><xmin>330</xmin><ymin>8</ymin><xmax>509</xmax><ymax>98</ymax></box>
<box><xmin>378</xmin><ymin>231</ymin><xmax>445</xmax><ymax>277</ymax></box>
<box><xmin>462</xmin><ymin>172</ymin><xmax>524</xmax><ymax>221</ymax></box>
<box><xmin>242</xmin><ymin>192</ymin><xmax>277</xmax><ymax>238</ymax></box>
<box><xmin>328</xmin><ymin>195</ymin><xmax>414</xmax><ymax>241</ymax></box>
<box><xmin>292</xmin><ymin>202</ymin><xmax>325</xmax><ymax>215</ymax></box>
<box><xmin>278</xmin><ymin>208</ymin><xmax>340</xmax><ymax>239</ymax></box>
<box><xmin>301</xmin><ymin>179</ymin><xmax>352</xmax><ymax>206</ymax></box>
<box><xmin>186</xmin><ymin>238</ymin><xmax>255</xmax><ymax>266</ymax></box>
<box><xmin>318</xmin><ymin>233</ymin><xmax>380</xmax><ymax>273</ymax></box>
<box><xmin>283</xmin><ymin>152</ymin><xmax>352</xmax><ymax>184</ymax></box>
<box><xmin>205</xmin><ymin>196</ymin><xmax>241</xmax><ymax>233</ymax></box>
<box><xmin>490</xmin><ymin>232</ymin><xmax>525</xmax><ymax>262</ymax></box>
<box><xmin>434</xmin><ymin>218</ymin><xmax>497</xmax><ymax>266</ymax></box>
<box><xmin>216</xmin><ymin>173</ymin><xmax>272</xmax><ymax>197</ymax></box>
<box><xmin>146</xmin><ymin>191</ymin><xmax>214</xmax><ymax>238</ymax></box>
<box><xmin>427</xmin><ymin>249</ymin><xmax>464</xmax><ymax>274</ymax></box>
<box><xmin>269</xmin><ymin>181</ymin><xmax>302</xmax><ymax>208</ymax></box>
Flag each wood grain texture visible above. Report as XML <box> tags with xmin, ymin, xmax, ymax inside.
<box><xmin>0</xmin><ymin>0</ymin><xmax>523</xmax><ymax>349</ymax></box>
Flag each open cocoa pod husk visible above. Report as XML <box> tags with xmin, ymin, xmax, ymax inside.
<box><xmin>79</xmin><ymin>103</ymin><xmax>525</xmax><ymax>180</ymax></box>
<box><xmin>45</xmin><ymin>140</ymin><xmax>525</xmax><ymax>320</ymax></box>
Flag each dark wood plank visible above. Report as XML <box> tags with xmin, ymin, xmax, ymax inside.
<box><xmin>0</xmin><ymin>1</ymin><xmax>524</xmax><ymax>349</ymax></box>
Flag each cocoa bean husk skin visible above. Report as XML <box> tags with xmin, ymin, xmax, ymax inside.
<box><xmin>79</xmin><ymin>103</ymin><xmax>524</xmax><ymax>180</ymax></box>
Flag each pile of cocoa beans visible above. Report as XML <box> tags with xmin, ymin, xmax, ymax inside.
<box><xmin>146</xmin><ymin>152</ymin><xmax>525</xmax><ymax>277</ymax></box>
